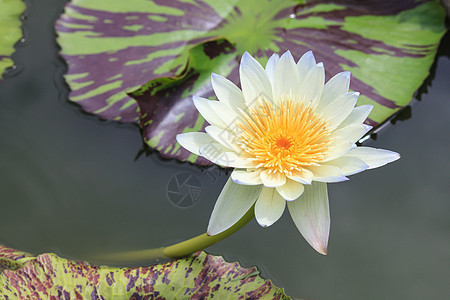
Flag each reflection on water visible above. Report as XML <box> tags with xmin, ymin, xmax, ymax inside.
<box><xmin>0</xmin><ymin>1</ymin><xmax>449</xmax><ymax>299</ymax></box>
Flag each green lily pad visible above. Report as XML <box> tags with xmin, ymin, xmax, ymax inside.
<box><xmin>56</xmin><ymin>0</ymin><xmax>446</xmax><ymax>163</ymax></box>
<box><xmin>0</xmin><ymin>245</ymin><xmax>290</xmax><ymax>299</ymax></box>
<box><xmin>0</xmin><ymin>0</ymin><xmax>25</xmax><ymax>81</ymax></box>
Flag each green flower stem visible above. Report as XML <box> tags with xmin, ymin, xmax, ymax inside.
<box><xmin>163</xmin><ymin>208</ymin><xmax>254</xmax><ymax>258</ymax></box>
<box><xmin>95</xmin><ymin>209</ymin><xmax>255</xmax><ymax>263</ymax></box>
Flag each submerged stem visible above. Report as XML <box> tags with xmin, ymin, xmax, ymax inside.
<box><xmin>95</xmin><ymin>209</ymin><xmax>255</xmax><ymax>263</ymax></box>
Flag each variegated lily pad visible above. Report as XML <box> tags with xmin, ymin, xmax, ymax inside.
<box><xmin>0</xmin><ymin>0</ymin><xmax>25</xmax><ymax>81</ymax></box>
<box><xmin>0</xmin><ymin>245</ymin><xmax>289</xmax><ymax>299</ymax></box>
<box><xmin>56</xmin><ymin>0</ymin><xmax>446</xmax><ymax>163</ymax></box>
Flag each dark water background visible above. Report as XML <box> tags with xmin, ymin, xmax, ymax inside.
<box><xmin>0</xmin><ymin>1</ymin><xmax>449</xmax><ymax>299</ymax></box>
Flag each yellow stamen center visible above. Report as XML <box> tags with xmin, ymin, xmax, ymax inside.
<box><xmin>237</xmin><ymin>96</ymin><xmax>331</xmax><ymax>176</ymax></box>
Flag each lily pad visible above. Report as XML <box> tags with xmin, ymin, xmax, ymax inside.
<box><xmin>0</xmin><ymin>245</ymin><xmax>289</xmax><ymax>299</ymax></box>
<box><xmin>56</xmin><ymin>0</ymin><xmax>226</xmax><ymax>122</ymax></box>
<box><xmin>56</xmin><ymin>0</ymin><xmax>446</xmax><ymax>163</ymax></box>
<box><xmin>0</xmin><ymin>0</ymin><xmax>25</xmax><ymax>81</ymax></box>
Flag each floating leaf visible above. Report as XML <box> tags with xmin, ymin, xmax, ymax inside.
<box><xmin>0</xmin><ymin>0</ymin><xmax>25</xmax><ymax>81</ymax></box>
<box><xmin>0</xmin><ymin>245</ymin><xmax>290</xmax><ymax>299</ymax></box>
<box><xmin>56</xmin><ymin>0</ymin><xmax>226</xmax><ymax>122</ymax></box>
<box><xmin>56</xmin><ymin>0</ymin><xmax>446</xmax><ymax>163</ymax></box>
<box><xmin>131</xmin><ymin>38</ymin><xmax>237</xmax><ymax>164</ymax></box>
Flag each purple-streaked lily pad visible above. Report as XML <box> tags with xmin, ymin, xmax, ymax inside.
<box><xmin>57</xmin><ymin>0</ymin><xmax>446</xmax><ymax>164</ymax></box>
<box><xmin>56</xmin><ymin>0</ymin><xmax>225</xmax><ymax>122</ymax></box>
<box><xmin>131</xmin><ymin>38</ymin><xmax>237</xmax><ymax>164</ymax></box>
<box><xmin>0</xmin><ymin>245</ymin><xmax>290</xmax><ymax>299</ymax></box>
<box><xmin>0</xmin><ymin>0</ymin><xmax>25</xmax><ymax>81</ymax></box>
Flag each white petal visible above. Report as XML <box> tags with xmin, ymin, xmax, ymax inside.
<box><xmin>265</xmin><ymin>53</ymin><xmax>280</xmax><ymax>86</ymax></box>
<box><xmin>276</xmin><ymin>179</ymin><xmax>304</xmax><ymax>201</ymax></box>
<box><xmin>211</xmin><ymin>73</ymin><xmax>246</xmax><ymax>109</ymax></box>
<box><xmin>240</xmin><ymin>52</ymin><xmax>272</xmax><ymax>104</ymax></box>
<box><xmin>199</xmin><ymin>143</ymin><xmax>252</xmax><ymax>168</ymax></box>
<box><xmin>199</xmin><ymin>142</ymin><xmax>227</xmax><ymax>161</ymax></box>
<box><xmin>273</xmin><ymin>51</ymin><xmax>301</xmax><ymax>100</ymax></box>
<box><xmin>318</xmin><ymin>71</ymin><xmax>350</xmax><ymax>110</ymax></box>
<box><xmin>255</xmin><ymin>187</ymin><xmax>286</xmax><ymax>227</ymax></box>
<box><xmin>329</xmin><ymin>124</ymin><xmax>372</xmax><ymax>144</ymax></box>
<box><xmin>193</xmin><ymin>96</ymin><xmax>227</xmax><ymax>128</ymax></box>
<box><xmin>260</xmin><ymin>170</ymin><xmax>286</xmax><ymax>187</ymax></box>
<box><xmin>299</xmin><ymin>62</ymin><xmax>324</xmax><ymax>107</ymax></box>
<box><xmin>176</xmin><ymin>132</ymin><xmax>214</xmax><ymax>156</ymax></box>
<box><xmin>326</xmin><ymin>156</ymin><xmax>369</xmax><ymax>176</ymax></box>
<box><xmin>338</xmin><ymin>105</ymin><xmax>373</xmax><ymax>129</ymax></box>
<box><xmin>208</xmin><ymin>177</ymin><xmax>262</xmax><ymax>235</ymax></box>
<box><xmin>287</xmin><ymin>182</ymin><xmax>330</xmax><ymax>255</ymax></box>
<box><xmin>297</xmin><ymin>51</ymin><xmax>317</xmax><ymax>81</ymax></box>
<box><xmin>208</xmin><ymin>100</ymin><xmax>240</xmax><ymax>128</ymax></box>
<box><xmin>323</xmin><ymin>140</ymin><xmax>355</xmax><ymax>162</ymax></box>
<box><xmin>320</xmin><ymin>92</ymin><xmax>359</xmax><ymax>129</ymax></box>
<box><xmin>231</xmin><ymin>169</ymin><xmax>262</xmax><ymax>185</ymax></box>
<box><xmin>205</xmin><ymin>125</ymin><xmax>241</xmax><ymax>153</ymax></box>
<box><xmin>287</xmin><ymin>169</ymin><xmax>314</xmax><ymax>185</ymax></box>
<box><xmin>308</xmin><ymin>164</ymin><xmax>348</xmax><ymax>183</ymax></box>
<box><xmin>346</xmin><ymin>147</ymin><xmax>400</xmax><ymax>169</ymax></box>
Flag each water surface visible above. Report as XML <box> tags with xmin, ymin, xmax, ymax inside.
<box><xmin>0</xmin><ymin>1</ymin><xmax>449</xmax><ymax>299</ymax></box>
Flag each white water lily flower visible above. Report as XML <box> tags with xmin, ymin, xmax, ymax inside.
<box><xmin>176</xmin><ymin>51</ymin><xmax>400</xmax><ymax>255</ymax></box>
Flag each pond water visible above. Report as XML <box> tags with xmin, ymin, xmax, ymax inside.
<box><xmin>0</xmin><ymin>1</ymin><xmax>449</xmax><ymax>299</ymax></box>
